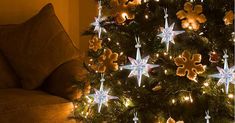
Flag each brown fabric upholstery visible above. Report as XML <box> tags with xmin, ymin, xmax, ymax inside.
<box><xmin>43</xmin><ymin>59</ymin><xmax>90</xmax><ymax>100</ymax></box>
<box><xmin>0</xmin><ymin>52</ymin><xmax>19</xmax><ymax>89</ymax></box>
<box><xmin>0</xmin><ymin>3</ymin><xmax>78</xmax><ymax>89</ymax></box>
<box><xmin>0</xmin><ymin>88</ymin><xmax>76</xmax><ymax>123</ymax></box>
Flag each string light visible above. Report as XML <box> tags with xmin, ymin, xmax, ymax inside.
<box><xmin>164</xmin><ymin>70</ymin><xmax>168</xmax><ymax>74</ymax></box>
<box><xmin>156</xmin><ymin>53</ymin><xmax>159</xmax><ymax>57</ymax></box>
<box><xmin>228</xmin><ymin>94</ymin><xmax>234</xmax><ymax>99</ymax></box>
<box><xmin>145</xmin><ymin>14</ymin><xmax>149</xmax><ymax>19</ymax></box>
<box><xmin>203</xmin><ymin>82</ymin><xmax>209</xmax><ymax>87</ymax></box>
<box><xmin>172</xmin><ymin>99</ymin><xmax>176</xmax><ymax>104</ymax></box>
<box><xmin>188</xmin><ymin>25</ymin><xmax>193</xmax><ymax>30</ymax></box>
<box><xmin>121</xmin><ymin>12</ymin><xmax>128</xmax><ymax>20</ymax></box>
<box><xmin>184</xmin><ymin>96</ymin><xmax>190</xmax><ymax>101</ymax></box>
<box><xmin>169</xmin><ymin>56</ymin><xmax>173</xmax><ymax>60</ymax></box>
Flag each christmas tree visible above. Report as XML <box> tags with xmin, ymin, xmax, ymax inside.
<box><xmin>74</xmin><ymin>0</ymin><xmax>234</xmax><ymax>122</ymax></box>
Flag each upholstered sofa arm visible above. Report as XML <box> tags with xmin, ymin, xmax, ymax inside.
<box><xmin>42</xmin><ymin>59</ymin><xmax>90</xmax><ymax>100</ymax></box>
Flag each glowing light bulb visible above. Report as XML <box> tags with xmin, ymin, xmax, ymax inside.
<box><xmin>184</xmin><ymin>96</ymin><xmax>190</xmax><ymax>101</ymax></box>
<box><xmin>169</xmin><ymin>56</ymin><xmax>173</xmax><ymax>60</ymax></box>
<box><xmin>145</xmin><ymin>15</ymin><xmax>149</xmax><ymax>19</ymax></box>
<box><xmin>164</xmin><ymin>70</ymin><xmax>168</xmax><ymax>74</ymax></box>
<box><xmin>204</xmin><ymin>82</ymin><xmax>209</xmax><ymax>87</ymax></box>
<box><xmin>121</xmin><ymin>12</ymin><xmax>128</xmax><ymax>19</ymax></box>
<box><xmin>156</xmin><ymin>53</ymin><xmax>159</xmax><ymax>57</ymax></box>
<box><xmin>228</xmin><ymin>94</ymin><xmax>234</xmax><ymax>99</ymax></box>
<box><xmin>188</xmin><ymin>25</ymin><xmax>193</xmax><ymax>30</ymax></box>
<box><xmin>172</xmin><ymin>99</ymin><xmax>176</xmax><ymax>104</ymax></box>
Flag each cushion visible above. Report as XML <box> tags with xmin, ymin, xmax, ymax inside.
<box><xmin>0</xmin><ymin>51</ymin><xmax>19</xmax><ymax>89</ymax></box>
<box><xmin>0</xmin><ymin>3</ymin><xmax>78</xmax><ymax>89</ymax></box>
<box><xmin>0</xmin><ymin>88</ymin><xmax>75</xmax><ymax>123</ymax></box>
<box><xmin>43</xmin><ymin>58</ymin><xmax>90</xmax><ymax>100</ymax></box>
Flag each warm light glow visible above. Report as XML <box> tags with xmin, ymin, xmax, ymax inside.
<box><xmin>156</xmin><ymin>53</ymin><xmax>159</xmax><ymax>57</ymax></box>
<box><xmin>184</xmin><ymin>96</ymin><xmax>190</xmax><ymax>101</ymax></box>
<box><xmin>124</xmin><ymin>98</ymin><xmax>132</xmax><ymax>107</ymax></box>
<box><xmin>121</xmin><ymin>12</ymin><xmax>128</xmax><ymax>19</ymax></box>
<box><xmin>169</xmin><ymin>56</ymin><xmax>173</xmax><ymax>60</ymax></box>
<box><xmin>120</xmin><ymin>52</ymin><xmax>124</xmax><ymax>56</ymax></box>
<box><xmin>188</xmin><ymin>25</ymin><xmax>193</xmax><ymax>30</ymax></box>
<box><xmin>164</xmin><ymin>70</ymin><xmax>168</xmax><ymax>74</ymax></box>
<box><xmin>116</xmin><ymin>42</ymin><xmax>120</xmax><ymax>45</ymax></box>
<box><xmin>145</xmin><ymin>15</ymin><xmax>149</xmax><ymax>19</ymax></box>
<box><xmin>190</xmin><ymin>96</ymin><xmax>193</xmax><ymax>103</ymax></box>
<box><xmin>228</xmin><ymin>94</ymin><xmax>234</xmax><ymax>99</ymax></box>
<box><xmin>204</xmin><ymin>82</ymin><xmax>209</xmax><ymax>87</ymax></box>
<box><xmin>155</xmin><ymin>0</ymin><xmax>160</xmax><ymax>2</ymax></box>
<box><xmin>164</xmin><ymin>52</ymin><xmax>168</xmax><ymax>56</ymax></box>
<box><xmin>172</xmin><ymin>99</ymin><xmax>176</xmax><ymax>104</ymax></box>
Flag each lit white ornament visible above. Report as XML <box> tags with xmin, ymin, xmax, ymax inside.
<box><xmin>157</xmin><ymin>9</ymin><xmax>184</xmax><ymax>52</ymax></box>
<box><xmin>205</xmin><ymin>110</ymin><xmax>210</xmax><ymax>123</ymax></box>
<box><xmin>91</xmin><ymin>0</ymin><xmax>107</xmax><ymax>38</ymax></box>
<box><xmin>133</xmin><ymin>112</ymin><xmax>139</xmax><ymax>123</ymax></box>
<box><xmin>89</xmin><ymin>74</ymin><xmax>118</xmax><ymax>113</ymax></box>
<box><xmin>209</xmin><ymin>50</ymin><xmax>235</xmax><ymax>94</ymax></box>
<box><xmin>121</xmin><ymin>37</ymin><xmax>159</xmax><ymax>87</ymax></box>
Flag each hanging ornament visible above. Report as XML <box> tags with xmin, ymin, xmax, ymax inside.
<box><xmin>121</xmin><ymin>37</ymin><xmax>159</xmax><ymax>87</ymax></box>
<box><xmin>223</xmin><ymin>10</ymin><xmax>234</xmax><ymax>25</ymax></box>
<box><xmin>209</xmin><ymin>51</ymin><xmax>220</xmax><ymax>63</ymax></box>
<box><xmin>96</xmin><ymin>49</ymin><xmax>119</xmax><ymax>73</ymax></box>
<box><xmin>89</xmin><ymin>36</ymin><xmax>103</xmax><ymax>52</ymax></box>
<box><xmin>157</xmin><ymin>9</ymin><xmax>185</xmax><ymax>52</ymax></box>
<box><xmin>91</xmin><ymin>1</ymin><xmax>107</xmax><ymax>38</ymax></box>
<box><xmin>176</xmin><ymin>2</ymin><xmax>207</xmax><ymax>31</ymax></box>
<box><xmin>167</xmin><ymin>117</ymin><xmax>184</xmax><ymax>123</ymax></box>
<box><xmin>89</xmin><ymin>74</ymin><xmax>118</xmax><ymax>113</ymax></box>
<box><xmin>205</xmin><ymin>110</ymin><xmax>210</xmax><ymax>123</ymax></box>
<box><xmin>133</xmin><ymin>112</ymin><xmax>139</xmax><ymax>123</ymax></box>
<box><xmin>174</xmin><ymin>50</ymin><xmax>206</xmax><ymax>82</ymax></box>
<box><xmin>209</xmin><ymin>50</ymin><xmax>235</xmax><ymax>94</ymax></box>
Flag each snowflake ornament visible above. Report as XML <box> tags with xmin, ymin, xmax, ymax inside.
<box><xmin>209</xmin><ymin>51</ymin><xmax>235</xmax><ymax>94</ymax></box>
<box><xmin>174</xmin><ymin>50</ymin><xmax>205</xmax><ymax>81</ymax></box>
<box><xmin>133</xmin><ymin>112</ymin><xmax>138</xmax><ymax>123</ymax></box>
<box><xmin>205</xmin><ymin>110</ymin><xmax>210</xmax><ymax>123</ymax></box>
<box><xmin>89</xmin><ymin>75</ymin><xmax>118</xmax><ymax>113</ymax></box>
<box><xmin>91</xmin><ymin>1</ymin><xmax>107</xmax><ymax>38</ymax></box>
<box><xmin>157</xmin><ymin>9</ymin><xmax>184</xmax><ymax>52</ymax></box>
<box><xmin>121</xmin><ymin>37</ymin><xmax>159</xmax><ymax>87</ymax></box>
<box><xmin>176</xmin><ymin>2</ymin><xmax>207</xmax><ymax>31</ymax></box>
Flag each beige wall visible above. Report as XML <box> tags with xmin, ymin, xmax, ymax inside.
<box><xmin>0</xmin><ymin>0</ymin><xmax>96</xmax><ymax>56</ymax></box>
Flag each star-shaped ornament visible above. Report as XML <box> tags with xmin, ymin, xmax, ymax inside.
<box><xmin>91</xmin><ymin>1</ymin><xmax>107</xmax><ymax>38</ymax></box>
<box><xmin>209</xmin><ymin>51</ymin><xmax>235</xmax><ymax>94</ymax></box>
<box><xmin>121</xmin><ymin>37</ymin><xmax>159</xmax><ymax>87</ymax></box>
<box><xmin>157</xmin><ymin>9</ymin><xmax>184</xmax><ymax>52</ymax></box>
<box><xmin>89</xmin><ymin>75</ymin><xmax>118</xmax><ymax>113</ymax></box>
